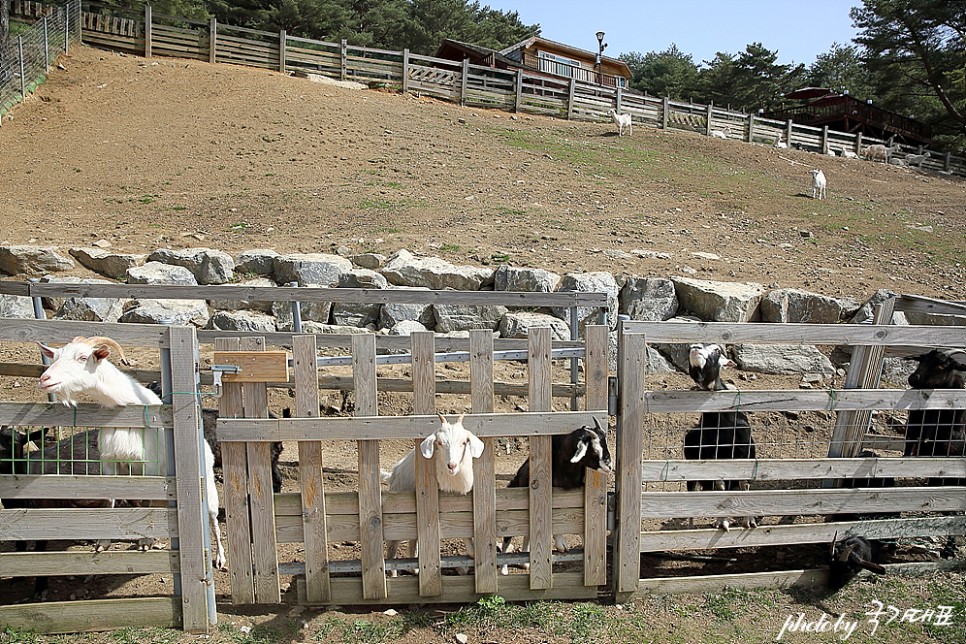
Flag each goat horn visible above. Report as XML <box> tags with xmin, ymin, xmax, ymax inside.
<box><xmin>82</xmin><ymin>336</ymin><xmax>132</xmax><ymax>366</ymax></box>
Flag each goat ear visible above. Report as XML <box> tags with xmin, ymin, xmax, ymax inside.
<box><xmin>37</xmin><ymin>342</ymin><xmax>55</xmax><ymax>359</ymax></box>
<box><xmin>468</xmin><ymin>433</ymin><xmax>485</xmax><ymax>458</ymax></box>
<box><xmin>420</xmin><ymin>434</ymin><xmax>436</xmax><ymax>458</ymax></box>
<box><xmin>570</xmin><ymin>438</ymin><xmax>589</xmax><ymax>464</ymax></box>
<box><xmin>92</xmin><ymin>344</ymin><xmax>112</xmax><ymax>362</ymax></box>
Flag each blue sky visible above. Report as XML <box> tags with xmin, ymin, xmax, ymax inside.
<box><xmin>482</xmin><ymin>0</ymin><xmax>861</xmax><ymax>68</ymax></box>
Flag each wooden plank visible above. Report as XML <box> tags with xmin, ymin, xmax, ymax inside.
<box><xmin>640</xmin><ymin>487</ymin><xmax>966</xmax><ymax>518</ymax></box>
<box><xmin>217</xmin><ymin>410</ymin><xmax>605</xmax><ymax>442</ymax></box>
<box><xmin>212</xmin><ymin>350</ymin><xmax>289</xmax><ymax>383</ymax></box>
<box><xmin>0</xmin><ymin>474</ymin><xmax>173</xmax><ymax>500</ymax></box>
<box><xmin>0</xmin><ymin>318</ymin><xmax>168</xmax><ymax>347</ymax></box>
<box><xmin>582</xmin><ymin>325</ymin><xmax>608</xmax><ymax>587</ymax></box>
<box><xmin>216</xmin><ymin>337</ymin><xmax>255</xmax><ymax>604</ymax></box>
<box><xmin>297</xmin><ymin>571</ymin><xmax>596</xmax><ymax>606</ymax></box>
<box><xmin>0</xmin><ymin>401</ymin><xmax>170</xmax><ymax>428</ymax></box>
<box><xmin>0</xmin><ymin>550</ymin><xmax>179</xmax><ymax>576</ymax></box>
<box><xmin>0</xmin><ymin>508</ymin><xmax>177</xmax><ymax>540</ymax></box>
<box><xmin>470</xmin><ymin>329</ymin><xmax>497</xmax><ymax>594</ymax></box>
<box><xmin>621</xmin><ymin>320</ymin><xmax>966</xmax><ymax>346</ymax></box>
<box><xmin>293</xmin><ymin>334</ymin><xmax>330</xmax><ymax>603</ymax></box>
<box><xmin>638</xmin><ymin>516</ymin><xmax>966</xmax><ymax>552</ymax></box>
<box><xmin>637</xmin><ymin>569</ymin><xmax>827</xmax><ymax>596</ymax></box>
<box><xmin>240</xmin><ymin>337</ymin><xmax>280</xmax><ymax>604</ymax></box>
<box><xmin>411</xmin><ymin>331</ymin><xmax>442</xmax><ymax>596</ymax></box>
<box><xmin>639</xmin><ymin>388</ymin><xmax>965</xmax><ymax>413</ymax></box>
<box><xmin>615</xmin><ymin>329</ymin><xmax>646</xmax><ymax>595</ymax></box>
<box><xmin>0</xmin><ymin>597</ymin><xmax>180</xmax><ymax>634</ymax></box>
<box><xmin>528</xmin><ymin>328</ymin><xmax>553</xmax><ymax>590</ymax></box>
<box><xmin>168</xmin><ymin>326</ymin><xmax>210</xmax><ymax>633</ymax></box>
<box><xmin>354</xmin><ymin>334</ymin><xmax>387</xmax><ymax>599</ymax></box>
<box><xmin>641</xmin><ymin>457</ymin><xmax>966</xmax><ymax>481</ymax></box>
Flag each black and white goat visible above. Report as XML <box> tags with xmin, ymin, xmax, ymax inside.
<box><xmin>500</xmin><ymin>418</ymin><xmax>612</xmax><ymax>574</ymax></box>
<box><xmin>828</xmin><ymin>534</ymin><xmax>886</xmax><ymax>591</ymax></box>
<box><xmin>684</xmin><ymin>343</ymin><xmax>757</xmax><ymax>531</ymax></box>
<box><xmin>37</xmin><ymin>336</ymin><xmax>226</xmax><ymax>570</ymax></box>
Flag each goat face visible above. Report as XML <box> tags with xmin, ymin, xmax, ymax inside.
<box><xmin>37</xmin><ymin>337</ymin><xmax>123</xmax><ymax>405</ymax></box>
<box><xmin>688</xmin><ymin>343</ymin><xmax>733</xmax><ymax>391</ymax></box>
<box><xmin>568</xmin><ymin>416</ymin><xmax>612</xmax><ymax>474</ymax></box>
<box><xmin>828</xmin><ymin>535</ymin><xmax>885</xmax><ymax>590</ymax></box>
<box><xmin>420</xmin><ymin>413</ymin><xmax>484</xmax><ymax>477</ymax></box>
<box><xmin>908</xmin><ymin>349</ymin><xmax>966</xmax><ymax>390</ymax></box>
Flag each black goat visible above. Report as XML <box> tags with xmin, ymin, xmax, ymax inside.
<box><xmin>828</xmin><ymin>535</ymin><xmax>886</xmax><ymax>591</ymax></box>
<box><xmin>904</xmin><ymin>349</ymin><xmax>966</xmax><ymax>476</ymax></box>
<box><xmin>149</xmin><ymin>382</ymin><xmax>284</xmax><ymax>493</ymax></box>
<box><xmin>500</xmin><ymin>418</ymin><xmax>612</xmax><ymax>573</ymax></box>
<box><xmin>684</xmin><ymin>343</ymin><xmax>757</xmax><ymax>531</ymax></box>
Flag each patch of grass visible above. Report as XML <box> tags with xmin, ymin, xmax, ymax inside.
<box><xmin>229</xmin><ymin>221</ymin><xmax>252</xmax><ymax>231</ymax></box>
<box><xmin>108</xmin><ymin>627</ymin><xmax>179</xmax><ymax>644</ymax></box>
<box><xmin>219</xmin><ymin>622</ymin><xmax>298</xmax><ymax>644</ymax></box>
<box><xmin>359</xmin><ymin>198</ymin><xmax>395</xmax><ymax>210</ymax></box>
<box><xmin>137</xmin><ymin>194</ymin><xmax>159</xmax><ymax>204</ymax></box>
<box><xmin>704</xmin><ymin>587</ymin><xmax>751</xmax><ymax>621</ymax></box>
<box><xmin>568</xmin><ymin>602</ymin><xmax>607</xmax><ymax>642</ymax></box>
<box><xmin>438</xmin><ymin>243</ymin><xmax>461</xmax><ymax>253</ymax></box>
<box><xmin>0</xmin><ymin>627</ymin><xmax>43</xmax><ymax>644</ymax></box>
<box><xmin>170</xmin><ymin>205</ymin><xmax>187</xmax><ymax>212</ymax></box>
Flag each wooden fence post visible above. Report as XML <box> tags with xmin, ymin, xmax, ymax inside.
<box><xmin>747</xmin><ymin>113</ymin><xmax>755</xmax><ymax>142</ymax></box>
<box><xmin>144</xmin><ymin>4</ymin><xmax>151</xmax><ymax>58</ymax></box>
<box><xmin>567</xmin><ymin>77</ymin><xmax>576</xmax><ymax>120</ymax></box>
<box><xmin>402</xmin><ymin>48</ymin><xmax>410</xmax><ymax>94</ymax></box>
<box><xmin>615</xmin><ymin>86</ymin><xmax>623</xmax><ymax>113</ymax></box>
<box><xmin>614</xmin><ymin>323</ymin><xmax>645</xmax><ymax>599</ymax></box>
<box><xmin>460</xmin><ymin>58</ymin><xmax>469</xmax><ymax>106</ymax></box>
<box><xmin>514</xmin><ymin>69</ymin><xmax>523</xmax><ymax>112</ymax></box>
<box><xmin>340</xmin><ymin>39</ymin><xmax>347</xmax><ymax>81</ymax></box>
<box><xmin>470</xmin><ymin>329</ymin><xmax>498</xmax><ymax>594</ymax></box>
<box><xmin>821</xmin><ymin>125</ymin><xmax>829</xmax><ymax>154</ymax></box>
<box><xmin>785</xmin><ymin>119</ymin><xmax>794</xmax><ymax>149</ymax></box>
<box><xmin>208</xmin><ymin>17</ymin><xmax>217</xmax><ymax>64</ymax></box>
<box><xmin>528</xmin><ymin>327</ymin><xmax>553</xmax><ymax>590</ymax></box>
<box><xmin>278</xmin><ymin>29</ymin><xmax>286</xmax><ymax>73</ymax></box>
<box><xmin>944</xmin><ymin>151</ymin><xmax>951</xmax><ymax>171</ymax></box>
<box><xmin>412</xmin><ymin>331</ymin><xmax>442</xmax><ymax>596</ymax></box>
<box><xmin>661</xmin><ymin>96</ymin><xmax>669</xmax><ymax>129</ymax></box>
<box><xmin>856</xmin><ymin>132</ymin><xmax>864</xmax><ymax>156</ymax></box>
<box><xmin>583</xmin><ymin>325</ymin><xmax>608</xmax><ymax>587</ymax></box>
<box><xmin>705</xmin><ymin>103</ymin><xmax>713</xmax><ymax>136</ymax></box>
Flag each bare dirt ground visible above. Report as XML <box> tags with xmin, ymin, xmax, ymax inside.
<box><xmin>1</xmin><ymin>46</ymin><xmax>965</xmax><ymax>643</ymax></box>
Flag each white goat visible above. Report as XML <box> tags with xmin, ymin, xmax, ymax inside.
<box><xmin>382</xmin><ymin>413</ymin><xmax>484</xmax><ymax>576</ymax></box>
<box><xmin>607</xmin><ymin>109</ymin><xmax>632</xmax><ymax>137</ymax></box>
<box><xmin>37</xmin><ymin>336</ymin><xmax>226</xmax><ymax>571</ymax></box>
<box><xmin>905</xmin><ymin>151</ymin><xmax>931</xmax><ymax>167</ymax></box>
<box><xmin>810</xmin><ymin>169</ymin><xmax>827</xmax><ymax>199</ymax></box>
<box><xmin>841</xmin><ymin>149</ymin><xmax>859</xmax><ymax>159</ymax></box>
<box><xmin>863</xmin><ymin>144</ymin><xmax>898</xmax><ymax>163</ymax></box>
<box><xmin>710</xmin><ymin>128</ymin><xmax>729</xmax><ymax>139</ymax></box>
<box><xmin>772</xmin><ymin>132</ymin><xmax>787</xmax><ymax>149</ymax></box>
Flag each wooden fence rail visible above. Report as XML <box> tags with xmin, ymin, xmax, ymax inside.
<box><xmin>9</xmin><ymin>1</ymin><xmax>965</xmax><ymax>176</ymax></box>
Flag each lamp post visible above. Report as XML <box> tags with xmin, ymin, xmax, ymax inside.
<box><xmin>595</xmin><ymin>31</ymin><xmax>607</xmax><ymax>85</ymax></box>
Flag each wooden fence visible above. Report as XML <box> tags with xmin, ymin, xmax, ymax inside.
<box><xmin>9</xmin><ymin>0</ymin><xmax>966</xmax><ymax>177</ymax></box>
<box><xmin>0</xmin><ymin>319</ymin><xmax>215</xmax><ymax>634</ymax></box>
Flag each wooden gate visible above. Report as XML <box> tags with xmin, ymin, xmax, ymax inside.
<box><xmin>215</xmin><ymin>326</ymin><xmax>611</xmax><ymax>604</ymax></box>
<box><xmin>0</xmin><ymin>319</ymin><xmax>215</xmax><ymax>633</ymax></box>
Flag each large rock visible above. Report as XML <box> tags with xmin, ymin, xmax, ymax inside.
<box><xmin>351</xmin><ymin>253</ymin><xmax>386</xmax><ymax>270</ymax></box>
<box><xmin>51</xmin><ymin>278</ymin><xmax>126</xmax><ymax>322</ymax></box>
<box><xmin>331</xmin><ymin>302</ymin><xmax>382</xmax><ymax>328</ymax></box>
<box><xmin>760</xmin><ymin>288</ymin><xmax>855</xmax><ymax>324</ymax></box>
<box><xmin>119</xmin><ymin>299</ymin><xmax>210</xmax><ymax>327</ymax></box>
<box><xmin>849</xmin><ymin>289</ymin><xmax>898</xmax><ymax>324</ymax></box>
<box><xmin>499</xmin><ymin>311</ymin><xmax>571</xmax><ymax>341</ymax></box>
<box><xmin>389</xmin><ymin>320</ymin><xmax>428</xmax><ymax>336</ymax></box>
<box><xmin>39</xmin><ymin>276</ymin><xmax>113</xmax><ymax>311</ymax></box>
<box><xmin>273</xmin><ymin>253</ymin><xmax>351</xmax><ymax>286</ymax></box>
<box><xmin>273</xmin><ymin>299</ymin><xmax>332</xmax><ymax>331</ymax></box>
<box><xmin>127</xmin><ymin>262</ymin><xmax>199</xmax><ymax>286</ymax></box>
<box><xmin>379</xmin><ymin>288</ymin><xmax>435</xmax><ymax>329</ymax></box>
<box><xmin>0</xmin><ymin>246</ymin><xmax>74</xmax><ymax>276</ymax></box>
<box><xmin>207</xmin><ymin>310</ymin><xmax>277</xmax><ymax>333</ymax></box>
<box><xmin>0</xmin><ymin>294</ymin><xmax>34</xmax><ymax>318</ymax></box>
<box><xmin>673</xmin><ymin>277</ymin><xmax>764</xmax><ymax>322</ymax></box>
<box><xmin>434</xmin><ymin>304</ymin><xmax>507</xmax><ymax>333</ymax></box>
<box><xmin>69</xmin><ymin>247</ymin><xmax>146</xmax><ymax>280</ymax></box>
<box><xmin>296</xmin><ymin>322</ymin><xmax>373</xmax><ymax>335</ymax></box>
<box><xmin>235</xmin><ymin>249</ymin><xmax>280</xmax><ymax>278</ymax></box>
<box><xmin>493</xmin><ymin>266</ymin><xmax>560</xmax><ymax>293</ymax></box>
<box><xmin>208</xmin><ymin>278</ymin><xmax>276</xmax><ymax>313</ymax></box>
<box><xmin>551</xmin><ymin>272</ymin><xmax>619</xmax><ymax>329</ymax></box>
<box><xmin>620</xmin><ymin>277</ymin><xmax>678</xmax><ymax>321</ymax></box>
<box><xmin>338</xmin><ymin>269</ymin><xmax>389</xmax><ymax>290</ymax></box>
<box><xmin>148</xmin><ymin>248</ymin><xmax>235</xmax><ymax>285</ymax></box>
<box><xmin>733</xmin><ymin>344</ymin><xmax>835</xmax><ymax>377</ymax></box>
<box><xmin>381</xmin><ymin>250</ymin><xmax>492</xmax><ymax>291</ymax></box>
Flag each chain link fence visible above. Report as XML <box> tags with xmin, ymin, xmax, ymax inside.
<box><xmin>1</xmin><ymin>0</ymin><xmax>80</xmax><ymax>120</ymax></box>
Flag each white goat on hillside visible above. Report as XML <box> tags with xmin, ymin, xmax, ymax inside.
<box><xmin>608</xmin><ymin>109</ymin><xmax>632</xmax><ymax>137</ymax></box>
<box><xmin>810</xmin><ymin>169</ymin><xmax>827</xmax><ymax>199</ymax></box>
<box><xmin>38</xmin><ymin>336</ymin><xmax>226</xmax><ymax>570</ymax></box>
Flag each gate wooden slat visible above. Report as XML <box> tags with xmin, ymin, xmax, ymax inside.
<box><xmin>582</xmin><ymin>325</ymin><xmax>608</xmax><ymax>586</ymax></box>
<box><xmin>354</xmin><ymin>334</ymin><xmax>387</xmax><ymax>599</ymax></box>
<box><xmin>217</xmin><ymin>337</ymin><xmax>255</xmax><ymax>603</ymax></box>
<box><xmin>527</xmin><ymin>327</ymin><xmax>553</xmax><ymax>590</ymax></box>
<box><xmin>615</xmin><ymin>328</ymin><xmax>645</xmax><ymax>596</ymax></box>
<box><xmin>470</xmin><ymin>329</ymin><xmax>498</xmax><ymax>593</ymax></box>
<box><xmin>412</xmin><ymin>331</ymin><xmax>442</xmax><ymax>596</ymax></box>
<box><xmin>241</xmin><ymin>337</ymin><xmax>280</xmax><ymax>603</ymax></box>
<box><xmin>169</xmin><ymin>326</ymin><xmax>210</xmax><ymax>633</ymax></box>
<box><xmin>294</xmin><ymin>334</ymin><xmax>331</xmax><ymax>603</ymax></box>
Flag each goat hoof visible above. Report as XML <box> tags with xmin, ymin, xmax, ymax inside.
<box><xmin>716</xmin><ymin>519</ymin><xmax>731</xmax><ymax>532</ymax></box>
<box><xmin>500</xmin><ymin>565</ymin><xmax>509</xmax><ymax>576</ymax></box>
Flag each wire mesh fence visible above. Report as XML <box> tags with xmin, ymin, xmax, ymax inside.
<box><xmin>0</xmin><ymin>0</ymin><xmax>80</xmax><ymax>119</ymax></box>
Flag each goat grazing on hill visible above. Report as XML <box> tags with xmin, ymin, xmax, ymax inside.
<box><xmin>684</xmin><ymin>343</ymin><xmax>757</xmax><ymax>531</ymax></box>
<box><xmin>608</xmin><ymin>109</ymin><xmax>632</xmax><ymax>137</ymax></box>
<box><xmin>863</xmin><ymin>144</ymin><xmax>899</xmax><ymax>163</ymax></box>
<box><xmin>37</xmin><ymin>336</ymin><xmax>226</xmax><ymax>570</ymax></box>
<box><xmin>382</xmin><ymin>414</ymin><xmax>484</xmax><ymax>576</ymax></box>
<box><xmin>810</xmin><ymin>169</ymin><xmax>827</xmax><ymax>199</ymax></box>
<box><xmin>499</xmin><ymin>418</ymin><xmax>612</xmax><ymax>574</ymax></box>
